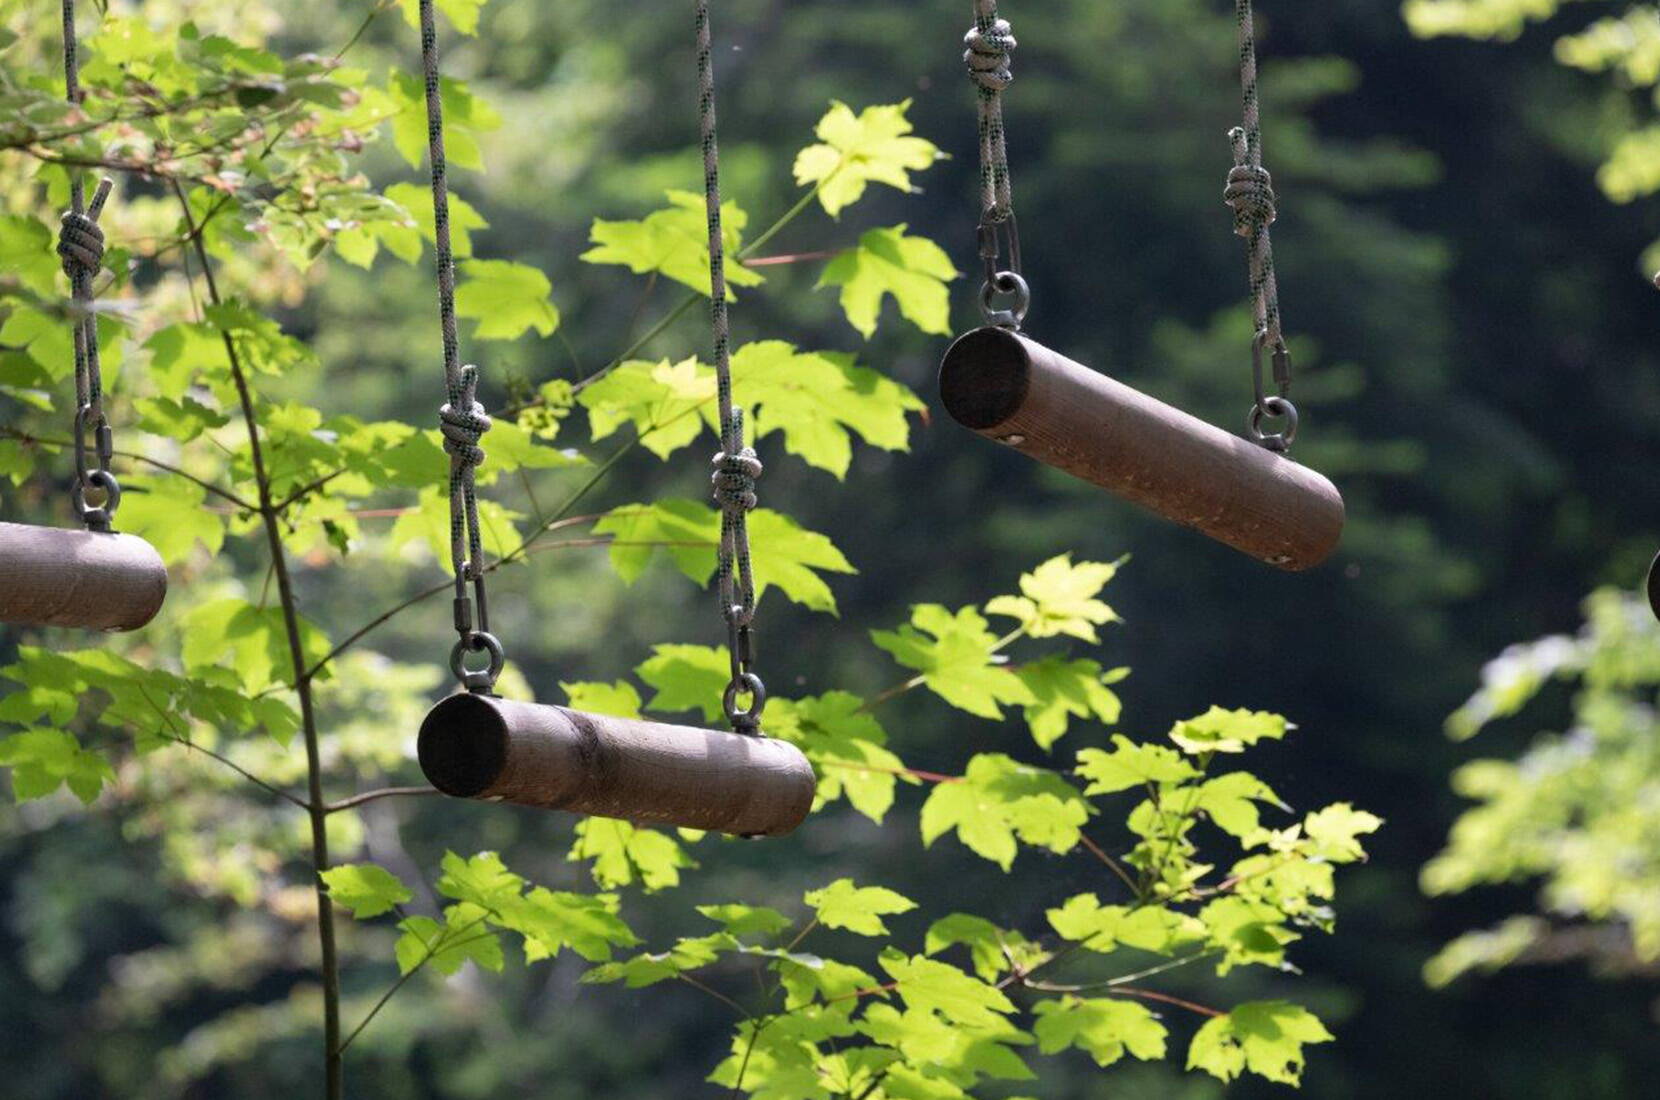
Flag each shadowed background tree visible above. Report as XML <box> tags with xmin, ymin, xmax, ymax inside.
<box><xmin>0</xmin><ymin>0</ymin><xmax>1656</xmax><ymax>1097</ymax></box>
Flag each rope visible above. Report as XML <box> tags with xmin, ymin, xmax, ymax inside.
<box><xmin>418</xmin><ymin>0</ymin><xmax>500</xmax><ymax>691</ymax></box>
<box><xmin>1225</xmin><ymin>0</ymin><xmax>1284</xmax><ymax>356</ymax></box>
<box><xmin>58</xmin><ymin>0</ymin><xmax>118</xmax><ymax>530</ymax></box>
<box><xmin>1225</xmin><ymin>0</ymin><xmax>1295</xmax><ymax>451</ymax></box>
<box><xmin>965</xmin><ymin>1</ymin><xmax>1015</xmax><ymax>222</ymax></box>
<box><xmin>695</xmin><ymin>0</ymin><xmax>764</xmax><ymax>733</ymax></box>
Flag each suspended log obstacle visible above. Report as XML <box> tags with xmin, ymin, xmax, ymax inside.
<box><xmin>938</xmin><ymin>327</ymin><xmax>1344</xmax><ymax>571</ymax></box>
<box><xmin>0</xmin><ymin>521</ymin><xmax>168</xmax><ymax>632</ymax></box>
<box><xmin>418</xmin><ymin>693</ymin><xmax>817</xmax><ymax>838</ymax></box>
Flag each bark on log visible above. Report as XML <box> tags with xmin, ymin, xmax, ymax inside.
<box><xmin>938</xmin><ymin>327</ymin><xmax>1344</xmax><ymax>570</ymax></box>
<box><xmin>0</xmin><ymin>521</ymin><xmax>168</xmax><ymax>631</ymax></box>
<box><xmin>418</xmin><ymin>693</ymin><xmax>817</xmax><ymax>838</ymax></box>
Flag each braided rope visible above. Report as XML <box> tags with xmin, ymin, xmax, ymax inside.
<box><xmin>418</xmin><ymin>0</ymin><xmax>499</xmax><ymax>689</ymax></box>
<box><xmin>695</xmin><ymin>0</ymin><xmax>763</xmax><ymax>733</ymax></box>
<box><xmin>58</xmin><ymin>0</ymin><xmax>117</xmax><ymax>529</ymax></box>
<box><xmin>965</xmin><ymin>0</ymin><xmax>1016</xmax><ymax>222</ymax></box>
<box><xmin>1225</xmin><ymin>0</ymin><xmax>1283</xmax><ymax>352</ymax></box>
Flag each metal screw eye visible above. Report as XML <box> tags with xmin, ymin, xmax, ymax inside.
<box><xmin>722</xmin><ymin>671</ymin><xmax>767</xmax><ymax>732</ymax></box>
<box><xmin>979</xmin><ymin>270</ymin><xmax>1030</xmax><ymax>330</ymax></box>
<box><xmin>450</xmin><ymin>631</ymin><xmax>505</xmax><ymax>694</ymax></box>
<box><xmin>1247</xmin><ymin>396</ymin><xmax>1298</xmax><ymax>453</ymax></box>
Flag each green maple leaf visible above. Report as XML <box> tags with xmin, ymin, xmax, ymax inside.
<box><xmin>482</xmin><ymin>418</ymin><xmax>586</xmax><ymax>472</ymax></box>
<box><xmin>1302</xmin><ymin>802</ymin><xmax>1384</xmax><ymax>862</ymax></box>
<box><xmin>581</xmin><ymin>190</ymin><xmax>764</xmax><ymax>298</ymax></box>
<box><xmin>986</xmin><ymin>554</ymin><xmax>1122</xmax><ymax>643</ymax></box>
<box><xmin>924</xmin><ymin>914</ymin><xmax>1037</xmax><ymax>982</ymax></box>
<box><xmin>792</xmin><ymin>100</ymin><xmax>945</xmax><ymax>218</ymax></box>
<box><xmin>1032</xmin><ymin>997</ymin><xmax>1167</xmax><ymax>1067</ymax></box>
<box><xmin>920</xmin><ymin>753</ymin><xmax>1087</xmax><ymax>870</ymax></box>
<box><xmin>594</xmin><ymin>500</ymin><xmax>853</xmax><ymax>613</ymax></box>
<box><xmin>436</xmin><ymin>850</ymin><xmax>523</xmax><ymax>909</ymax></box>
<box><xmin>1200</xmin><ymin>896</ymin><xmax>1299</xmax><ymax>972</ymax></box>
<box><xmin>583</xmin><ymin>932</ymin><xmax>740</xmax><ymax>989</ymax></box>
<box><xmin>872</xmin><ymin>604</ymin><xmax>1033</xmax><ymax>718</ymax></box>
<box><xmin>179</xmin><ymin>598</ymin><xmax>331</xmax><ymax>697</ymax></box>
<box><xmin>321</xmin><ymin>863</ymin><xmax>412</xmax><ymax>918</ymax></box>
<box><xmin>1046</xmin><ymin>893</ymin><xmax>1207</xmax><ymax>955</ymax></box>
<box><xmin>592</xmin><ymin>499</ymin><xmax>717</xmax><ymax>585</ymax></box>
<box><xmin>0</xmin><ymin>728</ymin><xmax>114</xmax><ymax>804</ymax></box>
<box><xmin>1187</xmin><ymin>1001</ymin><xmax>1334</xmax><ymax>1085</ymax></box>
<box><xmin>1190</xmin><ymin>771</ymin><xmax>1287</xmax><ymax>838</ymax></box>
<box><xmin>115</xmin><ymin>474</ymin><xmax>227</xmax><ymax>565</ymax></box>
<box><xmin>560</xmin><ymin>680</ymin><xmax>643</xmax><ymax>719</ymax></box>
<box><xmin>636</xmin><ymin>644</ymin><xmax>729</xmax><ymax>723</ymax></box>
<box><xmin>1075</xmin><ymin>734</ymin><xmax>1200</xmax><ymax>794</ymax></box>
<box><xmin>388</xmin><ymin>485</ymin><xmax>523</xmax><ymax>564</ymax></box>
<box><xmin>727</xmin><ymin>342</ymin><xmax>924</xmax><ymax>478</ymax></box>
<box><xmin>497</xmin><ymin>886</ymin><xmax>638</xmax><ymax>963</ymax></box>
<box><xmin>579</xmin><ymin>357</ymin><xmax>713</xmax><ymax>459</ymax></box>
<box><xmin>387</xmin><ymin>70</ymin><xmax>500</xmax><ymax>172</ymax></box>
<box><xmin>1017</xmin><ymin>657</ymin><xmax>1124</xmax><ymax>749</ymax></box>
<box><xmin>878</xmin><ymin>949</ymin><xmax>1016</xmax><ymax>1030</ymax></box>
<box><xmin>805</xmin><ymin>878</ymin><xmax>917</xmax><ymax>936</ymax></box>
<box><xmin>698</xmin><ymin>904</ymin><xmax>794</xmax><ymax>938</ymax></box>
<box><xmin>567</xmin><ymin>818</ymin><xmax>695</xmax><ymax>892</ymax></box>
<box><xmin>818</xmin><ymin>224</ymin><xmax>957</xmax><ymax>338</ymax></box>
<box><xmin>0</xmin><ymin>215</ymin><xmax>62</xmax><ymax>296</ymax></box>
<box><xmin>395</xmin><ymin>904</ymin><xmax>504</xmax><ymax>976</ymax></box>
<box><xmin>1169</xmin><ymin>706</ymin><xmax>1291</xmax><ymax>754</ymax></box>
<box><xmin>767</xmin><ymin>692</ymin><xmax>909</xmax><ymax>823</ymax></box>
<box><xmin>454</xmin><ymin>259</ymin><xmax>559</xmax><ymax>339</ymax></box>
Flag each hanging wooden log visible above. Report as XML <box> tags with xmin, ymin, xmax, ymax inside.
<box><xmin>418</xmin><ymin>693</ymin><xmax>817</xmax><ymax>838</ymax></box>
<box><xmin>938</xmin><ymin>327</ymin><xmax>1344</xmax><ymax>571</ymax></box>
<box><xmin>0</xmin><ymin>521</ymin><xmax>167</xmax><ymax>631</ymax></box>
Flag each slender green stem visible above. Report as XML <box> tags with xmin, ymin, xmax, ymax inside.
<box><xmin>175</xmin><ymin>182</ymin><xmax>342</xmax><ymax>1100</ymax></box>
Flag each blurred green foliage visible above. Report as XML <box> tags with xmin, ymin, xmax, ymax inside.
<box><xmin>0</xmin><ymin>0</ymin><xmax>1658</xmax><ymax>1097</ymax></box>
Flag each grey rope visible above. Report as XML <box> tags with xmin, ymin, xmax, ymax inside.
<box><xmin>1224</xmin><ymin>0</ymin><xmax>1296</xmax><ymax>452</ymax></box>
<box><xmin>965</xmin><ymin>0</ymin><xmax>1015</xmax><ymax>223</ymax></box>
<box><xmin>419</xmin><ymin>0</ymin><xmax>502</xmax><ymax>692</ymax></box>
<box><xmin>965</xmin><ymin>2</ymin><xmax>1028</xmax><ymax>329</ymax></box>
<box><xmin>59</xmin><ymin>0</ymin><xmax>118</xmax><ymax>530</ymax></box>
<box><xmin>696</xmin><ymin>0</ymin><xmax>765</xmax><ymax>734</ymax></box>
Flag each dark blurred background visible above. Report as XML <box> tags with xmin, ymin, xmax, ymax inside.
<box><xmin>3</xmin><ymin>0</ymin><xmax>1658</xmax><ymax>1096</ymax></box>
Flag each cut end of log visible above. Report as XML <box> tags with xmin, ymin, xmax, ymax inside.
<box><xmin>418</xmin><ymin>693</ymin><xmax>510</xmax><ymax>797</ymax></box>
<box><xmin>939</xmin><ymin>327</ymin><xmax>1031</xmax><ymax>431</ymax></box>
<box><xmin>416</xmin><ymin>694</ymin><xmax>818</xmax><ymax>837</ymax></box>
<box><xmin>0</xmin><ymin>522</ymin><xmax>168</xmax><ymax>632</ymax></box>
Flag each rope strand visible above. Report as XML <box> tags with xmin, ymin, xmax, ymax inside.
<box><xmin>966</xmin><ymin>0</ymin><xmax>1015</xmax><ymax>222</ymax></box>
<box><xmin>1224</xmin><ymin>0</ymin><xmax>1296</xmax><ymax>451</ymax></box>
<box><xmin>418</xmin><ymin>0</ymin><xmax>501</xmax><ymax>691</ymax></box>
<box><xmin>58</xmin><ymin>0</ymin><xmax>118</xmax><ymax>530</ymax></box>
<box><xmin>695</xmin><ymin>0</ymin><xmax>764</xmax><ymax>733</ymax></box>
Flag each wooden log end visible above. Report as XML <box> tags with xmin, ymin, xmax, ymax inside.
<box><xmin>418</xmin><ymin>694</ymin><xmax>818</xmax><ymax>838</ymax></box>
<box><xmin>0</xmin><ymin>522</ymin><xmax>168</xmax><ymax>632</ymax></box>
<box><xmin>939</xmin><ymin>327</ymin><xmax>1031</xmax><ymax>432</ymax></box>
<box><xmin>937</xmin><ymin>327</ymin><xmax>1344</xmax><ymax>572</ymax></box>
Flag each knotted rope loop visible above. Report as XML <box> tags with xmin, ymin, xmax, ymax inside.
<box><xmin>1224</xmin><ymin>159</ymin><xmax>1276</xmax><ymax>237</ymax></box>
<box><xmin>57</xmin><ymin>209</ymin><xmax>105</xmax><ymax>280</ymax></box>
<box><xmin>438</xmin><ymin>363</ymin><xmax>491</xmax><ymax>477</ymax></box>
<box><xmin>711</xmin><ymin>446</ymin><xmax>762</xmax><ymax>516</ymax></box>
<box><xmin>963</xmin><ymin>17</ymin><xmax>1015</xmax><ymax>92</ymax></box>
<box><xmin>1227</xmin><ymin>0</ymin><xmax>1293</xmax><ymax>450</ymax></box>
<box><xmin>967</xmin><ymin>2</ymin><xmax>1017</xmax><ymax>225</ymax></box>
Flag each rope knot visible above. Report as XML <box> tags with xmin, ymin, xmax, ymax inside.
<box><xmin>1224</xmin><ymin>163</ymin><xmax>1276</xmax><ymax>237</ymax></box>
<box><xmin>963</xmin><ymin>18</ymin><xmax>1015</xmax><ymax>92</ymax></box>
<box><xmin>439</xmin><ymin>364</ymin><xmax>491</xmax><ymax>473</ymax></box>
<box><xmin>57</xmin><ymin>209</ymin><xmax>105</xmax><ymax>280</ymax></box>
<box><xmin>711</xmin><ymin>447</ymin><xmax>762</xmax><ymax>515</ymax></box>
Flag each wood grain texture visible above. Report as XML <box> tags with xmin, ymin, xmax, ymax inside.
<box><xmin>0</xmin><ymin>521</ymin><xmax>168</xmax><ymax>631</ymax></box>
<box><xmin>939</xmin><ymin>327</ymin><xmax>1344</xmax><ymax>570</ymax></box>
<box><xmin>418</xmin><ymin>693</ymin><xmax>818</xmax><ymax>838</ymax></box>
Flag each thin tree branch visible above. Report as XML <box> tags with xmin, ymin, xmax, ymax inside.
<box><xmin>324</xmin><ymin>786</ymin><xmax>439</xmax><ymax>815</ymax></box>
<box><xmin>0</xmin><ymin>427</ymin><xmax>254</xmax><ymax>511</ymax></box>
